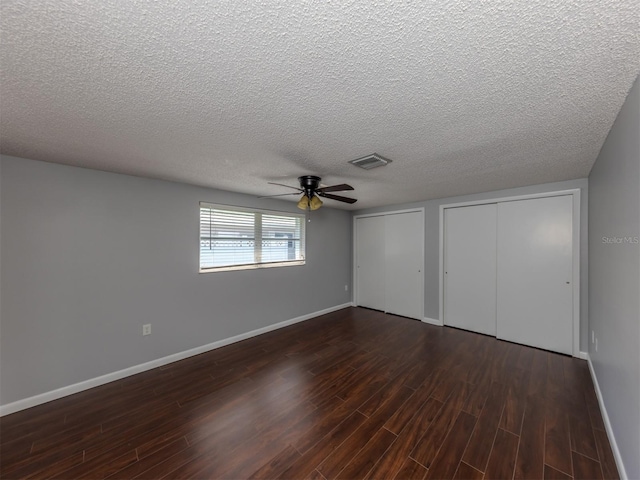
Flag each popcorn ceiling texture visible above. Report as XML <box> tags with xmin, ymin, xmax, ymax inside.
<box><xmin>1</xmin><ymin>0</ymin><xmax>638</xmax><ymax>209</ymax></box>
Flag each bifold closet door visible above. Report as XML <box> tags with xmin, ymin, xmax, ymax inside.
<box><xmin>497</xmin><ymin>195</ymin><xmax>574</xmax><ymax>355</ymax></box>
<box><xmin>385</xmin><ymin>211</ymin><xmax>423</xmax><ymax>320</ymax></box>
<box><xmin>444</xmin><ymin>204</ymin><xmax>497</xmax><ymax>335</ymax></box>
<box><xmin>356</xmin><ymin>212</ymin><xmax>423</xmax><ymax>320</ymax></box>
<box><xmin>355</xmin><ymin>216</ymin><xmax>386</xmax><ymax>311</ymax></box>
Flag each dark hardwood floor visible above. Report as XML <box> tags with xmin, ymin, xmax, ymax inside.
<box><xmin>0</xmin><ymin>307</ymin><xmax>619</xmax><ymax>479</ymax></box>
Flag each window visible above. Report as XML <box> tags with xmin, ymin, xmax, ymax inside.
<box><xmin>199</xmin><ymin>203</ymin><xmax>305</xmax><ymax>272</ymax></box>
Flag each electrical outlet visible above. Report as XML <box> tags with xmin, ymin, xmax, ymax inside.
<box><xmin>345</xmin><ymin>284</ymin><xmax>349</xmax><ymax>291</ymax></box>
<box><xmin>143</xmin><ymin>324</ymin><xmax>151</xmax><ymax>336</ymax></box>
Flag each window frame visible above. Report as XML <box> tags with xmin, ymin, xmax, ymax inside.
<box><xmin>199</xmin><ymin>202</ymin><xmax>306</xmax><ymax>273</ymax></box>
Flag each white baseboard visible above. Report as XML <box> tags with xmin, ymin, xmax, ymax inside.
<box><xmin>422</xmin><ymin>317</ymin><xmax>443</xmax><ymax>326</ymax></box>
<box><xmin>577</xmin><ymin>351</ymin><xmax>589</xmax><ymax>360</ymax></box>
<box><xmin>0</xmin><ymin>303</ymin><xmax>352</xmax><ymax>417</ymax></box>
<box><xmin>586</xmin><ymin>353</ymin><xmax>628</xmax><ymax>480</ymax></box>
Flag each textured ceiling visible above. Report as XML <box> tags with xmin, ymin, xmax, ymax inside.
<box><xmin>1</xmin><ymin>1</ymin><xmax>638</xmax><ymax>210</ymax></box>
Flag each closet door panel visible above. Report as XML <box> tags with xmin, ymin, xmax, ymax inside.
<box><xmin>444</xmin><ymin>204</ymin><xmax>497</xmax><ymax>336</ymax></box>
<box><xmin>355</xmin><ymin>216</ymin><xmax>386</xmax><ymax>311</ymax></box>
<box><xmin>497</xmin><ymin>196</ymin><xmax>573</xmax><ymax>354</ymax></box>
<box><xmin>385</xmin><ymin>211</ymin><xmax>423</xmax><ymax>320</ymax></box>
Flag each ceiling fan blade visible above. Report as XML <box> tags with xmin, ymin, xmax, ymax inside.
<box><xmin>257</xmin><ymin>192</ymin><xmax>302</xmax><ymax>199</ymax></box>
<box><xmin>316</xmin><ymin>183</ymin><xmax>354</xmax><ymax>193</ymax></box>
<box><xmin>317</xmin><ymin>192</ymin><xmax>358</xmax><ymax>204</ymax></box>
<box><xmin>267</xmin><ymin>182</ymin><xmax>303</xmax><ymax>192</ymax></box>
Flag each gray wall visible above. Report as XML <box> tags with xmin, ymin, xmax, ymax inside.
<box><xmin>588</xmin><ymin>75</ymin><xmax>640</xmax><ymax>480</ymax></box>
<box><xmin>0</xmin><ymin>155</ymin><xmax>352</xmax><ymax>406</ymax></box>
<box><xmin>354</xmin><ymin>177</ymin><xmax>589</xmax><ymax>351</ymax></box>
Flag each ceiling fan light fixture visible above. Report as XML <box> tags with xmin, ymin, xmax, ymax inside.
<box><xmin>297</xmin><ymin>195</ymin><xmax>310</xmax><ymax>210</ymax></box>
<box><xmin>310</xmin><ymin>195</ymin><xmax>323</xmax><ymax>210</ymax></box>
<box><xmin>267</xmin><ymin>175</ymin><xmax>356</xmax><ymax>208</ymax></box>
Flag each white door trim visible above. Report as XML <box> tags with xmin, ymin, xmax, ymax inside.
<box><xmin>353</xmin><ymin>208</ymin><xmax>425</xmax><ymax>319</ymax></box>
<box><xmin>438</xmin><ymin>189</ymin><xmax>582</xmax><ymax>357</ymax></box>
<box><xmin>353</xmin><ymin>207</ymin><xmax>426</xmax><ymax>219</ymax></box>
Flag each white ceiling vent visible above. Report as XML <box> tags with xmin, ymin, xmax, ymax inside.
<box><xmin>348</xmin><ymin>153</ymin><xmax>392</xmax><ymax>170</ymax></box>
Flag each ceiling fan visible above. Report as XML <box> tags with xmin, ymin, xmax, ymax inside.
<box><xmin>260</xmin><ymin>175</ymin><xmax>357</xmax><ymax>210</ymax></box>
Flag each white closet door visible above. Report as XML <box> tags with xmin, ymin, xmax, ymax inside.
<box><xmin>444</xmin><ymin>204</ymin><xmax>497</xmax><ymax>335</ymax></box>
<box><xmin>355</xmin><ymin>216</ymin><xmax>386</xmax><ymax>311</ymax></box>
<box><xmin>497</xmin><ymin>196</ymin><xmax>573</xmax><ymax>355</ymax></box>
<box><xmin>385</xmin><ymin>211</ymin><xmax>423</xmax><ymax>320</ymax></box>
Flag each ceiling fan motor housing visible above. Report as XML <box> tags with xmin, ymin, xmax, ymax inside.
<box><xmin>298</xmin><ymin>175</ymin><xmax>321</xmax><ymax>198</ymax></box>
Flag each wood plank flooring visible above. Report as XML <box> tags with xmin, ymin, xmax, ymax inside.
<box><xmin>0</xmin><ymin>307</ymin><xmax>619</xmax><ymax>479</ymax></box>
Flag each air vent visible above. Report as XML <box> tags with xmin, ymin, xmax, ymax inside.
<box><xmin>348</xmin><ymin>153</ymin><xmax>392</xmax><ymax>170</ymax></box>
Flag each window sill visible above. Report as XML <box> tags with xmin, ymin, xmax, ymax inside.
<box><xmin>199</xmin><ymin>260</ymin><xmax>305</xmax><ymax>273</ymax></box>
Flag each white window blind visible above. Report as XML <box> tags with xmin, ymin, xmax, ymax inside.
<box><xmin>199</xmin><ymin>203</ymin><xmax>305</xmax><ymax>272</ymax></box>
